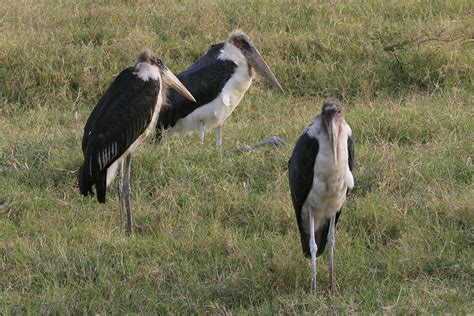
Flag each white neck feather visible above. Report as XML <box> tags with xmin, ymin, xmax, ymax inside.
<box><xmin>134</xmin><ymin>62</ymin><xmax>160</xmax><ymax>82</ymax></box>
<box><xmin>218</xmin><ymin>42</ymin><xmax>248</xmax><ymax>67</ymax></box>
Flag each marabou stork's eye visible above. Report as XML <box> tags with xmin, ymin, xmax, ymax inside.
<box><xmin>151</xmin><ymin>56</ymin><xmax>162</xmax><ymax>66</ymax></box>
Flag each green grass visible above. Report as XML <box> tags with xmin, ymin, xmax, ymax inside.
<box><xmin>1</xmin><ymin>0</ymin><xmax>473</xmax><ymax>313</ymax></box>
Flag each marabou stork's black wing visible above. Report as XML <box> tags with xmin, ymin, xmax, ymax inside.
<box><xmin>155</xmin><ymin>43</ymin><xmax>237</xmax><ymax>136</ymax></box>
<box><xmin>348</xmin><ymin>133</ymin><xmax>355</xmax><ymax>172</ymax></box>
<box><xmin>79</xmin><ymin>67</ymin><xmax>159</xmax><ymax>202</ymax></box>
<box><xmin>288</xmin><ymin>130</ymin><xmax>319</xmax><ymax>257</ymax></box>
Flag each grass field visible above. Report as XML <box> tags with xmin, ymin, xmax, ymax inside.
<box><xmin>1</xmin><ymin>0</ymin><xmax>473</xmax><ymax>313</ymax></box>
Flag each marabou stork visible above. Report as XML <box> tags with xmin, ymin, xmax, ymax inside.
<box><xmin>155</xmin><ymin>30</ymin><xmax>283</xmax><ymax>149</ymax></box>
<box><xmin>79</xmin><ymin>49</ymin><xmax>195</xmax><ymax>235</ymax></box>
<box><xmin>288</xmin><ymin>100</ymin><xmax>354</xmax><ymax>291</ymax></box>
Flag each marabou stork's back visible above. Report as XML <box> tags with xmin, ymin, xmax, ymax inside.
<box><xmin>288</xmin><ymin>100</ymin><xmax>354</xmax><ymax>291</ymax></box>
<box><xmin>155</xmin><ymin>30</ymin><xmax>283</xmax><ymax>149</ymax></box>
<box><xmin>79</xmin><ymin>49</ymin><xmax>195</xmax><ymax>235</ymax></box>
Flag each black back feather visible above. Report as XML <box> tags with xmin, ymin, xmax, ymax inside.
<box><xmin>79</xmin><ymin>67</ymin><xmax>160</xmax><ymax>203</ymax></box>
<box><xmin>155</xmin><ymin>43</ymin><xmax>237</xmax><ymax>138</ymax></box>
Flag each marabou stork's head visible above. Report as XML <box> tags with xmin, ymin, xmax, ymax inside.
<box><xmin>321</xmin><ymin>99</ymin><xmax>344</xmax><ymax>167</ymax></box>
<box><xmin>228</xmin><ymin>30</ymin><xmax>283</xmax><ymax>92</ymax></box>
<box><xmin>135</xmin><ymin>49</ymin><xmax>196</xmax><ymax>102</ymax></box>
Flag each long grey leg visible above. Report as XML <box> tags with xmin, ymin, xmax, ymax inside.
<box><xmin>216</xmin><ymin>125</ymin><xmax>222</xmax><ymax>149</ymax></box>
<box><xmin>199</xmin><ymin>120</ymin><xmax>205</xmax><ymax>145</ymax></box>
<box><xmin>328</xmin><ymin>214</ymin><xmax>336</xmax><ymax>293</ymax></box>
<box><xmin>124</xmin><ymin>154</ymin><xmax>133</xmax><ymax>236</ymax></box>
<box><xmin>118</xmin><ymin>159</ymin><xmax>125</xmax><ymax>233</ymax></box>
<box><xmin>309</xmin><ymin>211</ymin><xmax>318</xmax><ymax>291</ymax></box>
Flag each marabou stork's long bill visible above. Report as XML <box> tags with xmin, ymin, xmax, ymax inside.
<box><xmin>155</xmin><ymin>30</ymin><xmax>283</xmax><ymax>149</ymax></box>
<box><xmin>79</xmin><ymin>49</ymin><xmax>195</xmax><ymax>235</ymax></box>
<box><xmin>288</xmin><ymin>100</ymin><xmax>354</xmax><ymax>292</ymax></box>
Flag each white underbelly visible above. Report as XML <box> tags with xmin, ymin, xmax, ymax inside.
<box><xmin>302</xmin><ymin>176</ymin><xmax>348</xmax><ymax>231</ymax></box>
<box><xmin>170</xmin><ymin>94</ymin><xmax>241</xmax><ymax>134</ymax></box>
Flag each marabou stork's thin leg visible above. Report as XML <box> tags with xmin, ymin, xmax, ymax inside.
<box><xmin>118</xmin><ymin>159</ymin><xmax>126</xmax><ymax>233</ymax></box>
<box><xmin>216</xmin><ymin>125</ymin><xmax>222</xmax><ymax>149</ymax></box>
<box><xmin>309</xmin><ymin>211</ymin><xmax>318</xmax><ymax>291</ymax></box>
<box><xmin>199</xmin><ymin>121</ymin><xmax>205</xmax><ymax>145</ymax></box>
<box><xmin>123</xmin><ymin>154</ymin><xmax>133</xmax><ymax>236</ymax></box>
<box><xmin>327</xmin><ymin>214</ymin><xmax>336</xmax><ymax>293</ymax></box>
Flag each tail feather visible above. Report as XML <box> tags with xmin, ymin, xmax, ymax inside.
<box><xmin>314</xmin><ymin>220</ymin><xmax>331</xmax><ymax>257</ymax></box>
<box><xmin>79</xmin><ymin>148</ymin><xmax>107</xmax><ymax>203</ymax></box>
<box><xmin>96</xmin><ymin>170</ymin><xmax>107</xmax><ymax>203</ymax></box>
<box><xmin>300</xmin><ymin>211</ymin><xmax>342</xmax><ymax>258</ymax></box>
<box><xmin>299</xmin><ymin>230</ymin><xmax>311</xmax><ymax>258</ymax></box>
<box><xmin>78</xmin><ymin>164</ymin><xmax>94</xmax><ymax>197</ymax></box>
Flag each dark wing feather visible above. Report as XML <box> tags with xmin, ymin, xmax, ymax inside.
<box><xmin>288</xmin><ymin>131</ymin><xmax>319</xmax><ymax>257</ymax></box>
<box><xmin>82</xmin><ymin>67</ymin><xmax>136</xmax><ymax>152</ymax></box>
<box><xmin>155</xmin><ymin>43</ymin><xmax>237</xmax><ymax>136</ymax></box>
<box><xmin>348</xmin><ymin>133</ymin><xmax>355</xmax><ymax>172</ymax></box>
<box><xmin>79</xmin><ymin>68</ymin><xmax>160</xmax><ymax>202</ymax></box>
